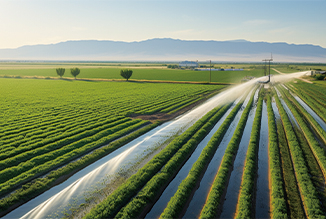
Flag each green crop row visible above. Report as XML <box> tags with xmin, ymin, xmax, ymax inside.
<box><xmin>235</xmin><ymin>93</ymin><xmax>263</xmax><ymax>218</ymax></box>
<box><xmin>0</xmin><ymin>120</ymin><xmax>147</xmax><ymax>197</ymax></box>
<box><xmin>168</xmin><ymin>97</ymin><xmax>203</xmax><ymax>114</ymax></box>
<box><xmin>274</xmin><ymin>106</ymin><xmax>305</xmax><ymax>218</ymax></box>
<box><xmin>278</xmin><ymin>85</ymin><xmax>326</xmax><ymax>150</ymax></box>
<box><xmin>277</xmin><ymin>87</ymin><xmax>326</xmax><ymax>182</ymax></box>
<box><xmin>0</xmin><ymin>122</ymin><xmax>159</xmax><ymax>217</ymax></box>
<box><xmin>287</xmin><ymin>84</ymin><xmax>326</xmax><ymax>123</ymax></box>
<box><xmin>289</xmin><ymin>81</ymin><xmax>326</xmax><ymax>104</ymax></box>
<box><xmin>274</xmin><ymin>91</ymin><xmax>325</xmax><ymax>218</ymax></box>
<box><xmin>0</xmin><ymin>110</ymin><xmax>92</xmax><ymax>140</ymax></box>
<box><xmin>114</xmin><ymin>104</ymin><xmax>231</xmax><ymax>219</ymax></box>
<box><xmin>292</xmin><ymin>83</ymin><xmax>326</xmax><ymax>109</ymax></box>
<box><xmin>136</xmin><ymin>95</ymin><xmax>199</xmax><ymax>115</ymax></box>
<box><xmin>82</xmin><ymin>104</ymin><xmax>223</xmax><ymax>219</ymax></box>
<box><xmin>133</xmin><ymin>89</ymin><xmax>207</xmax><ymax>114</ymax></box>
<box><xmin>266</xmin><ymin>95</ymin><xmax>288</xmax><ymax>218</ymax></box>
<box><xmin>160</xmin><ymin>98</ymin><xmax>246</xmax><ymax>219</ymax></box>
<box><xmin>199</xmin><ymin>89</ymin><xmax>256</xmax><ymax>219</ymax></box>
<box><xmin>160</xmin><ymin>97</ymin><xmax>201</xmax><ymax>113</ymax></box>
<box><xmin>1</xmin><ymin>110</ymin><xmax>110</xmax><ymax>148</ymax></box>
<box><xmin>130</xmin><ymin>93</ymin><xmax>187</xmax><ymax>114</ymax></box>
<box><xmin>0</xmin><ymin>117</ymin><xmax>130</xmax><ymax>172</ymax></box>
<box><xmin>0</xmin><ymin>116</ymin><xmax>125</xmax><ymax>162</ymax></box>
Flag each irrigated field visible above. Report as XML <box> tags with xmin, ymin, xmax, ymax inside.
<box><xmin>80</xmin><ymin>76</ymin><xmax>326</xmax><ymax>219</ymax></box>
<box><xmin>2</xmin><ymin>66</ymin><xmax>326</xmax><ymax>219</ymax></box>
<box><xmin>0</xmin><ymin>78</ymin><xmax>225</xmax><ymax>217</ymax></box>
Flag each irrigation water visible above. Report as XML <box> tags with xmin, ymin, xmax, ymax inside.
<box><xmin>220</xmin><ymin>88</ymin><xmax>259</xmax><ymax>218</ymax></box>
<box><xmin>4</xmin><ymin>72</ymin><xmax>310</xmax><ymax>219</ymax></box>
<box><xmin>255</xmin><ymin>100</ymin><xmax>270</xmax><ymax>218</ymax></box>
<box><xmin>182</xmin><ymin>88</ymin><xmax>256</xmax><ymax>218</ymax></box>
<box><xmin>4</xmin><ymin>77</ymin><xmax>261</xmax><ymax>219</ymax></box>
<box><xmin>145</xmin><ymin>93</ymin><xmax>245</xmax><ymax>219</ymax></box>
<box><xmin>293</xmin><ymin>95</ymin><xmax>326</xmax><ymax>132</ymax></box>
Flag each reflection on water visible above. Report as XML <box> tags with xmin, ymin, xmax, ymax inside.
<box><xmin>219</xmin><ymin>88</ymin><xmax>259</xmax><ymax>218</ymax></box>
<box><xmin>182</xmin><ymin>88</ymin><xmax>256</xmax><ymax>219</ymax></box>
<box><xmin>255</xmin><ymin>100</ymin><xmax>270</xmax><ymax>218</ymax></box>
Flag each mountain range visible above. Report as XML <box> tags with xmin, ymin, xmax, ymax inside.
<box><xmin>0</xmin><ymin>38</ymin><xmax>325</xmax><ymax>62</ymax></box>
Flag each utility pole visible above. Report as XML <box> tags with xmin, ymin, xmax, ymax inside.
<box><xmin>262</xmin><ymin>53</ymin><xmax>273</xmax><ymax>82</ymax></box>
<box><xmin>209</xmin><ymin>60</ymin><xmax>211</xmax><ymax>83</ymax></box>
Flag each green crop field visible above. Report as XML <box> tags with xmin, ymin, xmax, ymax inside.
<box><xmin>0</xmin><ymin>78</ymin><xmax>225</xmax><ymax>216</ymax></box>
<box><xmin>2</xmin><ymin>62</ymin><xmax>326</xmax><ymax>219</ymax></box>
<box><xmin>0</xmin><ymin>66</ymin><xmax>269</xmax><ymax>83</ymax></box>
<box><xmin>82</xmin><ymin>80</ymin><xmax>326</xmax><ymax>219</ymax></box>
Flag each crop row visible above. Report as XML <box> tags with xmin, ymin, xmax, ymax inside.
<box><xmin>1</xmin><ymin>81</ymin><xmax>223</xmax><ymax>130</ymax></box>
<box><xmin>114</xmin><ymin>104</ymin><xmax>231</xmax><ymax>219</ymax></box>
<box><xmin>0</xmin><ymin>120</ymin><xmax>147</xmax><ymax>196</ymax></box>
<box><xmin>274</xmin><ymin>90</ymin><xmax>325</xmax><ymax>218</ymax></box>
<box><xmin>289</xmin><ymin>84</ymin><xmax>326</xmax><ymax>124</ymax></box>
<box><xmin>292</xmin><ymin>83</ymin><xmax>326</xmax><ymax>109</ymax></box>
<box><xmin>0</xmin><ymin>109</ymin><xmax>116</xmax><ymax>152</ymax></box>
<box><xmin>289</xmin><ymin>81</ymin><xmax>326</xmax><ymax>105</ymax></box>
<box><xmin>83</xmin><ymin>104</ymin><xmax>225</xmax><ymax>219</ymax></box>
<box><xmin>0</xmin><ymin>110</ymin><xmax>93</xmax><ymax>140</ymax></box>
<box><xmin>277</xmin><ymin>87</ymin><xmax>326</xmax><ymax>182</ymax></box>
<box><xmin>234</xmin><ymin>91</ymin><xmax>263</xmax><ymax>218</ymax></box>
<box><xmin>160</xmin><ymin>97</ymin><xmax>201</xmax><ymax>113</ymax></box>
<box><xmin>0</xmin><ymin>107</ymin><xmax>84</xmax><ymax>134</ymax></box>
<box><xmin>0</xmin><ymin>122</ymin><xmax>160</xmax><ymax>217</ymax></box>
<box><xmin>0</xmin><ymin>117</ymin><xmax>129</xmax><ymax>170</ymax></box>
<box><xmin>136</xmin><ymin>95</ymin><xmax>202</xmax><ymax>115</ymax></box>
<box><xmin>199</xmin><ymin>89</ymin><xmax>255</xmax><ymax>219</ymax></box>
<box><xmin>0</xmin><ymin>116</ymin><xmax>125</xmax><ymax>161</ymax></box>
<box><xmin>0</xmin><ymin>109</ymin><xmax>111</xmax><ymax>147</ymax></box>
<box><xmin>160</xmin><ymin>96</ymin><xmax>247</xmax><ymax>219</ymax></box>
<box><xmin>266</xmin><ymin>95</ymin><xmax>288</xmax><ymax>218</ymax></box>
<box><xmin>168</xmin><ymin>97</ymin><xmax>204</xmax><ymax>114</ymax></box>
<box><xmin>279</xmin><ymin>86</ymin><xmax>326</xmax><ymax>152</ymax></box>
<box><xmin>132</xmin><ymin>95</ymin><xmax>186</xmax><ymax>114</ymax></box>
<box><xmin>274</xmin><ymin>105</ymin><xmax>305</xmax><ymax>218</ymax></box>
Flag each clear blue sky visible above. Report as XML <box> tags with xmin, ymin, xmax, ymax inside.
<box><xmin>0</xmin><ymin>0</ymin><xmax>325</xmax><ymax>49</ymax></box>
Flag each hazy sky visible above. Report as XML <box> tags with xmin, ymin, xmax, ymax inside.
<box><xmin>0</xmin><ymin>0</ymin><xmax>325</xmax><ymax>49</ymax></box>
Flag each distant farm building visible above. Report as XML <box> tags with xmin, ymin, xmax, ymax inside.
<box><xmin>179</xmin><ymin>61</ymin><xmax>198</xmax><ymax>68</ymax></box>
<box><xmin>196</xmin><ymin>68</ymin><xmax>243</xmax><ymax>71</ymax></box>
<box><xmin>311</xmin><ymin>70</ymin><xmax>326</xmax><ymax>75</ymax></box>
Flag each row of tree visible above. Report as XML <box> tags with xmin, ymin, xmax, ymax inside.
<box><xmin>56</xmin><ymin>68</ymin><xmax>80</xmax><ymax>79</ymax></box>
<box><xmin>56</xmin><ymin>68</ymin><xmax>133</xmax><ymax>81</ymax></box>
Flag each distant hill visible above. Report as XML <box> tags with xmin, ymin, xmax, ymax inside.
<box><xmin>0</xmin><ymin>38</ymin><xmax>325</xmax><ymax>62</ymax></box>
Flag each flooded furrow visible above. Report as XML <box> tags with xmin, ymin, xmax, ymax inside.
<box><xmin>275</xmin><ymin>88</ymin><xmax>300</xmax><ymax>129</ymax></box>
<box><xmin>182</xmin><ymin>91</ymin><xmax>254</xmax><ymax>219</ymax></box>
<box><xmin>145</xmin><ymin>92</ymin><xmax>250</xmax><ymax>219</ymax></box>
<box><xmin>219</xmin><ymin>88</ymin><xmax>259</xmax><ymax>218</ymax></box>
<box><xmin>272</xmin><ymin>97</ymin><xmax>307</xmax><ymax>218</ymax></box>
<box><xmin>293</xmin><ymin>95</ymin><xmax>326</xmax><ymax>132</ymax></box>
<box><xmin>279</xmin><ymin>88</ymin><xmax>326</xmax><ymax>148</ymax></box>
<box><xmin>255</xmin><ymin>100</ymin><xmax>270</xmax><ymax>218</ymax></box>
<box><xmin>4</xmin><ymin>79</ymin><xmax>261</xmax><ymax>219</ymax></box>
<box><xmin>144</xmin><ymin>101</ymin><xmax>238</xmax><ymax>219</ymax></box>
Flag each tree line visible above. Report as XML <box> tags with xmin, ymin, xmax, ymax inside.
<box><xmin>56</xmin><ymin>68</ymin><xmax>133</xmax><ymax>81</ymax></box>
<box><xmin>56</xmin><ymin>68</ymin><xmax>80</xmax><ymax>79</ymax></box>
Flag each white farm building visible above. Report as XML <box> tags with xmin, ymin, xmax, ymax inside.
<box><xmin>179</xmin><ymin>61</ymin><xmax>198</xmax><ymax>67</ymax></box>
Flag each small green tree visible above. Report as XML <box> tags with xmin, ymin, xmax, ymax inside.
<box><xmin>120</xmin><ymin>69</ymin><xmax>133</xmax><ymax>81</ymax></box>
<box><xmin>70</xmin><ymin>68</ymin><xmax>80</xmax><ymax>79</ymax></box>
<box><xmin>56</xmin><ymin>68</ymin><xmax>65</xmax><ymax>78</ymax></box>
